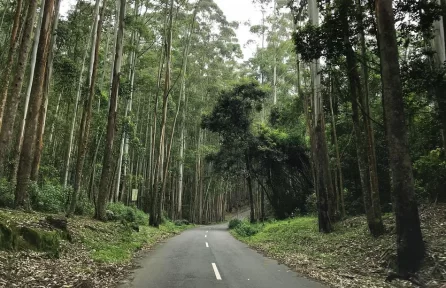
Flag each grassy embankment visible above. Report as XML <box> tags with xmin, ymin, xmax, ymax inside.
<box><xmin>230</xmin><ymin>205</ymin><xmax>445</xmax><ymax>288</ymax></box>
<box><xmin>0</xmin><ymin>206</ymin><xmax>192</xmax><ymax>287</ymax></box>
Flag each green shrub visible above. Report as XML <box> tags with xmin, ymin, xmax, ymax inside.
<box><xmin>228</xmin><ymin>218</ymin><xmax>242</xmax><ymax>229</ymax></box>
<box><xmin>414</xmin><ymin>148</ymin><xmax>446</xmax><ymax>202</ymax></box>
<box><xmin>235</xmin><ymin>221</ymin><xmax>259</xmax><ymax>237</ymax></box>
<box><xmin>107</xmin><ymin>202</ymin><xmax>147</xmax><ymax>226</ymax></box>
<box><xmin>0</xmin><ymin>178</ymin><xmax>14</xmax><ymax>208</ymax></box>
<box><xmin>30</xmin><ymin>182</ymin><xmax>68</xmax><ymax>213</ymax></box>
<box><xmin>174</xmin><ymin>219</ymin><xmax>189</xmax><ymax>226</ymax></box>
<box><xmin>75</xmin><ymin>195</ymin><xmax>95</xmax><ymax>216</ymax></box>
<box><xmin>306</xmin><ymin>193</ymin><xmax>317</xmax><ymax>215</ymax></box>
<box><xmin>161</xmin><ymin>211</ymin><xmax>170</xmax><ymax>224</ymax></box>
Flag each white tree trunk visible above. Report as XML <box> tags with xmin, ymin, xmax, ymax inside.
<box><xmin>309</xmin><ymin>0</ymin><xmax>320</xmax><ymax>121</ymax></box>
<box><xmin>272</xmin><ymin>0</ymin><xmax>277</xmax><ymax>105</ymax></box>
<box><xmin>22</xmin><ymin>0</ymin><xmax>45</xmax><ymax>140</ymax></box>
<box><xmin>433</xmin><ymin>1</ymin><xmax>446</xmax><ymax>64</ymax></box>
<box><xmin>88</xmin><ymin>0</ymin><xmax>101</xmax><ymax>86</ymax></box>
<box><xmin>63</xmin><ymin>0</ymin><xmax>98</xmax><ymax>188</ymax></box>
<box><xmin>48</xmin><ymin>92</ymin><xmax>61</xmax><ymax>145</ymax></box>
<box><xmin>178</xmin><ymin>5</ymin><xmax>198</xmax><ymax>217</ymax></box>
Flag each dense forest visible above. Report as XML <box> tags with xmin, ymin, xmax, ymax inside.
<box><xmin>0</xmin><ymin>0</ymin><xmax>445</xmax><ymax>282</ymax></box>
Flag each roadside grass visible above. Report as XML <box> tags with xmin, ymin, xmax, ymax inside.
<box><xmin>230</xmin><ymin>205</ymin><xmax>445</xmax><ymax>288</ymax></box>
<box><xmin>80</xmin><ymin>219</ymin><xmax>191</xmax><ymax>263</ymax></box>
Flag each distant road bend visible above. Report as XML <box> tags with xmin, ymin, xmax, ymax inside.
<box><xmin>120</xmin><ymin>223</ymin><xmax>326</xmax><ymax>288</ymax></box>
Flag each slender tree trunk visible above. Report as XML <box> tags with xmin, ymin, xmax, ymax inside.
<box><xmin>67</xmin><ymin>0</ymin><xmax>104</xmax><ymax>217</ymax></box>
<box><xmin>150</xmin><ymin>0</ymin><xmax>174</xmax><ymax>227</ymax></box>
<box><xmin>63</xmin><ymin>46</ymin><xmax>88</xmax><ymax>188</ymax></box>
<box><xmin>31</xmin><ymin>0</ymin><xmax>61</xmax><ymax>181</ymax></box>
<box><xmin>48</xmin><ymin>92</ymin><xmax>61</xmax><ymax>148</ymax></box>
<box><xmin>95</xmin><ymin>0</ymin><xmax>125</xmax><ymax>220</ymax></box>
<box><xmin>116</xmin><ymin>131</ymin><xmax>125</xmax><ymax>200</ymax></box>
<box><xmin>309</xmin><ymin>0</ymin><xmax>333</xmax><ymax>233</ymax></box>
<box><xmin>432</xmin><ymin>0</ymin><xmax>446</xmax><ymax>152</ymax></box>
<box><xmin>178</xmin><ymin>6</ymin><xmax>198</xmax><ymax>219</ymax></box>
<box><xmin>10</xmin><ymin>0</ymin><xmax>45</xmax><ymax>184</ymax></box>
<box><xmin>272</xmin><ymin>0</ymin><xmax>277</xmax><ymax>105</ymax></box>
<box><xmin>357</xmin><ymin>0</ymin><xmax>384</xmax><ymax>234</ymax></box>
<box><xmin>375</xmin><ymin>0</ymin><xmax>424</xmax><ymax>274</ymax></box>
<box><xmin>0</xmin><ymin>0</ymin><xmax>36</xmax><ymax>175</ymax></box>
<box><xmin>342</xmin><ymin>3</ymin><xmax>384</xmax><ymax>235</ymax></box>
<box><xmin>88</xmin><ymin>132</ymin><xmax>102</xmax><ymax>201</ymax></box>
<box><xmin>30</xmin><ymin>96</ymin><xmax>48</xmax><ymax>181</ymax></box>
<box><xmin>245</xmin><ymin>151</ymin><xmax>255</xmax><ymax>223</ymax></box>
<box><xmin>15</xmin><ymin>0</ymin><xmax>55</xmax><ymax>209</ymax></box>
<box><xmin>0</xmin><ymin>1</ymin><xmax>9</xmax><ymax>31</ymax></box>
<box><xmin>328</xmin><ymin>82</ymin><xmax>345</xmax><ymax>218</ymax></box>
<box><xmin>0</xmin><ymin>0</ymin><xmax>23</xmax><ymax>129</ymax></box>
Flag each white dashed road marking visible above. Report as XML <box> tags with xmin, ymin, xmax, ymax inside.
<box><xmin>206</xmin><ymin>242</ymin><xmax>209</xmax><ymax>248</ymax></box>
<box><xmin>212</xmin><ymin>263</ymin><xmax>222</xmax><ymax>280</ymax></box>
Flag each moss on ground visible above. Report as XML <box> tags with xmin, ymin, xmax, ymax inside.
<box><xmin>0</xmin><ymin>208</ymin><xmax>192</xmax><ymax>264</ymax></box>
<box><xmin>0</xmin><ymin>208</ymin><xmax>193</xmax><ymax>287</ymax></box>
<box><xmin>0</xmin><ymin>220</ymin><xmax>61</xmax><ymax>256</ymax></box>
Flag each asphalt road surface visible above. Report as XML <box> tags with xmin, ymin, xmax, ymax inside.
<box><xmin>120</xmin><ymin>223</ymin><xmax>326</xmax><ymax>288</ymax></box>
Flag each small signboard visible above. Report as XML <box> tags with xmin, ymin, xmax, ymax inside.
<box><xmin>131</xmin><ymin>189</ymin><xmax>138</xmax><ymax>202</ymax></box>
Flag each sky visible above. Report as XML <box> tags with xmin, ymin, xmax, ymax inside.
<box><xmin>59</xmin><ymin>0</ymin><xmax>265</xmax><ymax>60</ymax></box>
<box><xmin>214</xmin><ymin>0</ymin><xmax>263</xmax><ymax>60</ymax></box>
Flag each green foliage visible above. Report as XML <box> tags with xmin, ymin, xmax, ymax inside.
<box><xmin>202</xmin><ymin>81</ymin><xmax>267</xmax><ymax>137</ymax></box>
<box><xmin>202</xmin><ymin>82</ymin><xmax>267</xmax><ymax>177</ymax></box>
<box><xmin>234</xmin><ymin>221</ymin><xmax>261</xmax><ymax>237</ymax></box>
<box><xmin>29</xmin><ymin>182</ymin><xmax>69</xmax><ymax>213</ymax></box>
<box><xmin>0</xmin><ymin>178</ymin><xmax>14</xmax><ymax>208</ymax></box>
<box><xmin>251</xmin><ymin>125</ymin><xmax>312</xmax><ymax>218</ymax></box>
<box><xmin>75</xmin><ymin>195</ymin><xmax>95</xmax><ymax>216</ymax></box>
<box><xmin>228</xmin><ymin>218</ymin><xmax>242</xmax><ymax>229</ymax></box>
<box><xmin>106</xmin><ymin>202</ymin><xmax>148</xmax><ymax>226</ymax></box>
<box><xmin>414</xmin><ymin>149</ymin><xmax>446</xmax><ymax>202</ymax></box>
<box><xmin>173</xmin><ymin>219</ymin><xmax>190</xmax><ymax>226</ymax></box>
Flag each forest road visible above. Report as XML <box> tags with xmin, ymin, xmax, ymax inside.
<box><xmin>119</xmin><ymin>223</ymin><xmax>326</xmax><ymax>288</ymax></box>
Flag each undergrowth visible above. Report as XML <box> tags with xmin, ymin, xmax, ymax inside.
<box><xmin>231</xmin><ymin>205</ymin><xmax>446</xmax><ymax>288</ymax></box>
<box><xmin>106</xmin><ymin>202</ymin><xmax>148</xmax><ymax>226</ymax></box>
<box><xmin>79</xmin><ymin>220</ymin><xmax>191</xmax><ymax>263</ymax></box>
<box><xmin>0</xmin><ymin>208</ymin><xmax>193</xmax><ymax>287</ymax></box>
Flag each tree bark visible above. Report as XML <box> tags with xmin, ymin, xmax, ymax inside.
<box><xmin>95</xmin><ymin>0</ymin><xmax>125</xmax><ymax>221</ymax></box>
<box><xmin>328</xmin><ymin>81</ymin><xmax>345</xmax><ymax>218</ymax></box>
<box><xmin>309</xmin><ymin>0</ymin><xmax>333</xmax><ymax>233</ymax></box>
<box><xmin>0</xmin><ymin>0</ymin><xmax>23</xmax><ymax>129</ymax></box>
<box><xmin>30</xmin><ymin>0</ymin><xmax>61</xmax><ymax>181</ymax></box>
<box><xmin>178</xmin><ymin>5</ymin><xmax>198</xmax><ymax>219</ymax></box>
<box><xmin>375</xmin><ymin>0</ymin><xmax>425</xmax><ymax>274</ymax></box>
<box><xmin>150</xmin><ymin>0</ymin><xmax>174</xmax><ymax>227</ymax></box>
<box><xmin>357</xmin><ymin>0</ymin><xmax>384</xmax><ymax>235</ymax></box>
<box><xmin>432</xmin><ymin>0</ymin><xmax>446</xmax><ymax>152</ymax></box>
<box><xmin>245</xmin><ymin>151</ymin><xmax>255</xmax><ymax>223</ymax></box>
<box><xmin>63</xmin><ymin>44</ymin><xmax>88</xmax><ymax>188</ymax></box>
<box><xmin>0</xmin><ymin>0</ymin><xmax>36</xmax><ymax>175</ymax></box>
<box><xmin>342</xmin><ymin>5</ymin><xmax>384</xmax><ymax>235</ymax></box>
<box><xmin>10</xmin><ymin>0</ymin><xmax>45</xmax><ymax>184</ymax></box>
<box><xmin>67</xmin><ymin>0</ymin><xmax>104</xmax><ymax>217</ymax></box>
<box><xmin>15</xmin><ymin>0</ymin><xmax>55</xmax><ymax>209</ymax></box>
